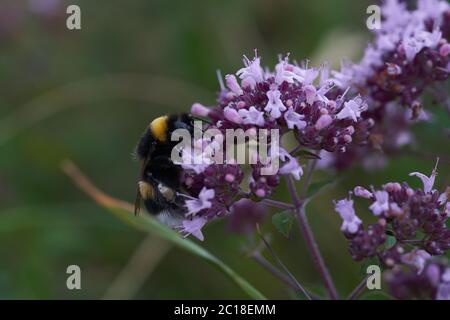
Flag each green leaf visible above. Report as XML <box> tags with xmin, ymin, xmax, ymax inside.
<box><xmin>272</xmin><ymin>211</ymin><xmax>294</xmax><ymax>238</ymax></box>
<box><xmin>385</xmin><ymin>235</ymin><xmax>396</xmax><ymax>249</ymax></box>
<box><xmin>107</xmin><ymin>205</ymin><xmax>267</xmax><ymax>300</ymax></box>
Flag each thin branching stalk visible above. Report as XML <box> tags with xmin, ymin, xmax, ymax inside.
<box><xmin>286</xmin><ymin>173</ymin><xmax>339</xmax><ymax>300</ymax></box>
<box><xmin>299</xmin><ymin>156</ymin><xmax>319</xmax><ymax>199</ymax></box>
<box><xmin>261</xmin><ymin>198</ymin><xmax>295</xmax><ymax>211</ymax></box>
<box><xmin>250</xmin><ymin>252</ymin><xmax>301</xmax><ymax>293</ymax></box>
<box><xmin>347</xmin><ymin>276</ymin><xmax>369</xmax><ymax>300</ymax></box>
<box><xmin>256</xmin><ymin>225</ymin><xmax>313</xmax><ymax>300</ymax></box>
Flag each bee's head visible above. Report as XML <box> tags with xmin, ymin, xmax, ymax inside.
<box><xmin>149</xmin><ymin>114</ymin><xmax>193</xmax><ymax>144</ymax></box>
<box><xmin>169</xmin><ymin>113</ymin><xmax>193</xmax><ymax>132</ymax></box>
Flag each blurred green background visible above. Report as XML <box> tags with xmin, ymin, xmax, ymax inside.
<box><xmin>0</xmin><ymin>0</ymin><xmax>449</xmax><ymax>299</ymax></box>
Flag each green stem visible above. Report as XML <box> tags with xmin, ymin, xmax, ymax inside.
<box><xmin>286</xmin><ymin>168</ymin><xmax>339</xmax><ymax>300</ymax></box>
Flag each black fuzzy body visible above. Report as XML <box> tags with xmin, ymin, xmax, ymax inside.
<box><xmin>135</xmin><ymin>114</ymin><xmax>193</xmax><ymax>216</ymax></box>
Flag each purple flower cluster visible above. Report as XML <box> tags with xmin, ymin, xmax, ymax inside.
<box><xmin>194</xmin><ymin>53</ymin><xmax>371</xmax><ymax>189</ymax></box>
<box><xmin>384</xmin><ymin>259</ymin><xmax>450</xmax><ymax>299</ymax></box>
<box><xmin>208</xmin><ymin>55</ymin><xmax>370</xmax><ymax>153</ymax></box>
<box><xmin>178</xmin><ymin>53</ymin><xmax>372</xmax><ymax>239</ymax></box>
<box><xmin>318</xmin><ymin>102</ymin><xmax>421</xmax><ymax>171</ymax></box>
<box><xmin>334</xmin><ymin>0</ymin><xmax>450</xmax><ymax>113</ymax></box>
<box><xmin>322</xmin><ymin>0</ymin><xmax>450</xmax><ymax>171</ymax></box>
<box><xmin>334</xmin><ymin>162</ymin><xmax>449</xmax><ymax>264</ymax></box>
<box><xmin>177</xmin><ymin>161</ymin><xmax>244</xmax><ymax>240</ymax></box>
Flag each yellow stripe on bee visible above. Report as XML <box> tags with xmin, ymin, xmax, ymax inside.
<box><xmin>150</xmin><ymin>116</ymin><xmax>169</xmax><ymax>142</ymax></box>
<box><xmin>138</xmin><ymin>181</ymin><xmax>154</xmax><ymax>200</ymax></box>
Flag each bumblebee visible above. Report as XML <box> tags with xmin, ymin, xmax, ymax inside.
<box><xmin>134</xmin><ymin>114</ymin><xmax>193</xmax><ymax>225</ymax></box>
